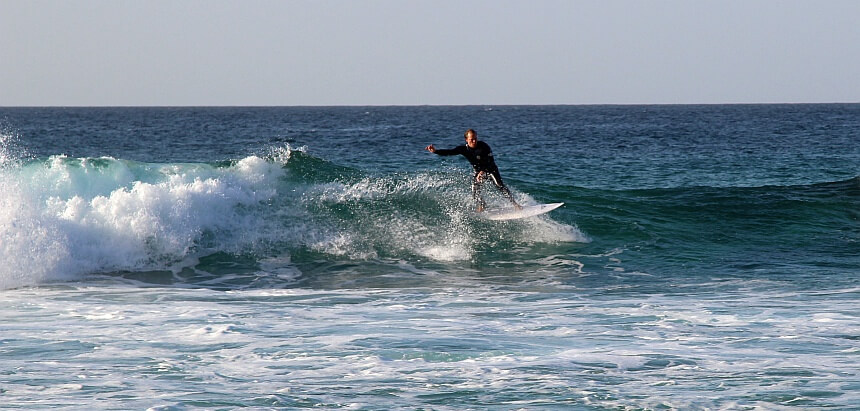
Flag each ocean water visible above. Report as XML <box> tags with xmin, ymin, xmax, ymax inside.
<box><xmin>0</xmin><ymin>105</ymin><xmax>857</xmax><ymax>409</ymax></box>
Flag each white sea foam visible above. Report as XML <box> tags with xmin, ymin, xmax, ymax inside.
<box><xmin>0</xmin><ymin>155</ymin><xmax>285</xmax><ymax>289</ymax></box>
<box><xmin>3</xmin><ymin>285</ymin><xmax>858</xmax><ymax>409</ymax></box>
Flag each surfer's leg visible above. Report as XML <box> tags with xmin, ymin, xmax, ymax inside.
<box><xmin>472</xmin><ymin>174</ymin><xmax>487</xmax><ymax>211</ymax></box>
<box><xmin>488</xmin><ymin>170</ymin><xmax>520</xmax><ymax>208</ymax></box>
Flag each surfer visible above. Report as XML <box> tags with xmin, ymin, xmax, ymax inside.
<box><xmin>426</xmin><ymin>129</ymin><xmax>521</xmax><ymax>212</ymax></box>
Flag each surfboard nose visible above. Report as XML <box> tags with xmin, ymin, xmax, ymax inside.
<box><xmin>481</xmin><ymin>202</ymin><xmax>564</xmax><ymax>221</ymax></box>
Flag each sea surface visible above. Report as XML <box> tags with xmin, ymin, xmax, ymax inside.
<box><xmin>1</xmin><ymin>105</ymin><xmax>858</xmax><ymax>409</ymax></box>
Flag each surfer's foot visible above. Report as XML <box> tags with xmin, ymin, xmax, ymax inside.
<box><xmin>476</xmin><ymin>205</ymin><xmax>485</xmax><ymax>213</ymax></box>
<box><xmin>513</xmin><ymin>203</ymin><xmax>523</xmax><ymax>210</ymax></box>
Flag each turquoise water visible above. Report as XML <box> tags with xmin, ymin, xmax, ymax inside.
<box><xmin>1</xmin><ymin>105</ymin><xmax>858</xmax><ymax>408</ymax></box>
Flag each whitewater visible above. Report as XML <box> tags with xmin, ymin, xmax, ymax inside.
<box><xmin>0</xmin><ymin>105</ymin><xmax>857</xmax><ymax>409</ymax></box>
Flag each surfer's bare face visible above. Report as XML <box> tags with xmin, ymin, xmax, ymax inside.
<box><xmin>465</xmin><ymin>131</ymin><xmax>478</xmax><ymax>148</ymax></box>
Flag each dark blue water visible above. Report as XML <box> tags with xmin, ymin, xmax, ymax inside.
<box><xmin>1</xmin><ymin>105</ymin><xmax>858</xmax><ymax>409</ymax></box>
<box><xmin>6</xmin><ymin>105</ymin><xmax>857</xmax><ymax>183</ymax></box>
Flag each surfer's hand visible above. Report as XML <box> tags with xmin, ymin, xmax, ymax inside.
<box><xmin>425</xmin><ymin>144</ymin><xmax>436</xmax><ymax>153</ymax></box>
<box><xmin>475</xmin><ymin>171</ymin><xmax>486</xmax><ymax>182</ymax></box>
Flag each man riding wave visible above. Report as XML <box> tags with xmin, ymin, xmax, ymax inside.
<box><xmin>426</xmin><ymin>129</ymin><xmax>521</xmax><ymax>212</ymax></box>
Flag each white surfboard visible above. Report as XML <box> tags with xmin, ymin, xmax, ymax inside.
<box><xmin>480</xmin><ymin>202</ymin><xmax>564</xmax><ymax>221</ymax></box>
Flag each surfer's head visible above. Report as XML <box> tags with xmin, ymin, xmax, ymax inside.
<box><xmin>464</xmin><ymin>129</ymin><xmax>478</xmax><ymax>148</ymax></box>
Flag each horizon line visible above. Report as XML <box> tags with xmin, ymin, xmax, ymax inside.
<box><xmin>2</xmin><ymin>101</ymin><xmax>859</xmax><ymax>109</ymax></box>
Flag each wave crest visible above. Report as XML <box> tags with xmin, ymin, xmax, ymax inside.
<box><xmin>0</xmin><ymin>153</ymin><xmax>286</xmax><ymax>289</ymax></box>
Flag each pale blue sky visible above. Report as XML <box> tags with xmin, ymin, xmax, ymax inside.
<box><xmin>2</xmin><ymin>0</ymin><xmax>858</xmax><ymax>106</ymax></box>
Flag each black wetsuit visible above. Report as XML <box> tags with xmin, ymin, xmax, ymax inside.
<box><xmin>433</xmin><ymin>141</ymin><xmax>515</xmax><ymax>208</ymax></box>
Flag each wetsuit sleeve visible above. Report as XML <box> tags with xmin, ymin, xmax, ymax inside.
<box><xmin>433</xmin><ymin>145</ymin><xmax>466</xmax><ymax>156</ymax></box>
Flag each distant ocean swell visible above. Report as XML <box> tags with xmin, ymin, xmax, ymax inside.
<box><xmin>0</xmin><ymin>145</ymin><xmax>585</xmax><ymax>289</ymax></box>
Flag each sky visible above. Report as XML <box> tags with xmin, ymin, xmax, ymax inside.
<box><xmin>1</xmin><ymin>0</ymin><xmax>859</xmax><ymax>106</ymax></box>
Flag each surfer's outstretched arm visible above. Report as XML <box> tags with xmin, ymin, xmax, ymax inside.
<box><xmin>426</xmin><ymin>145</ymin><xmax>464</xmax><ymax>156</ymax></box>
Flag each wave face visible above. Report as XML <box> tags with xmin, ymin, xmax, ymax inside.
<box><xmin>566</xmin><ymin>177</ymin><xmax>859</xmax><ymax>284</ymax></box>
<box><xmin>0</xmin><ymin>147</ymin><xmax>586</xmax><ymax>289</ymax></box>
